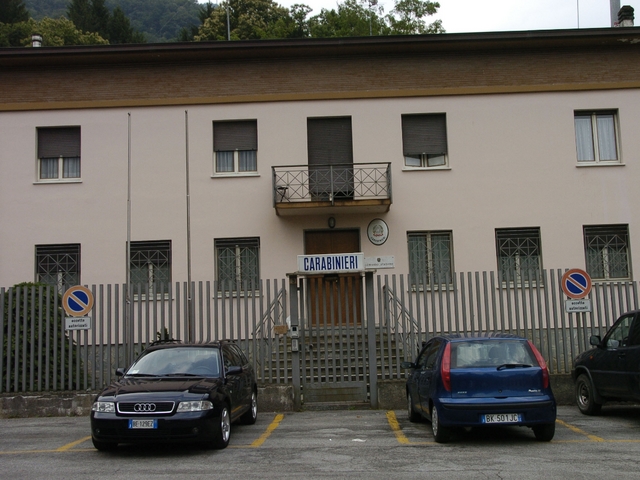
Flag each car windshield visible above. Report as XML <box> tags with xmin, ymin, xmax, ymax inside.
<box><xmin>451</xmin><ymin>340</ymin><xmax>536</xmax><ymax>369</ymax></box>
<box><xmin>126</xmin><ymin>347</ymin><xmax>221</xmax><ymax>377</ymax></box>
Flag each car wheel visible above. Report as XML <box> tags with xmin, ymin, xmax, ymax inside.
<box><xmin>431</xmin><ymin>405</ymin><xmax>451</xmax><ymax>443</ymax></box>
<box><xmin>210</xmin><ymin>405</ymin><xmax>231</xmax><ymax>449</ymax></box>
<box><xmin>407</xmin><ymin>392</ymin><xmax>420</xmax><ymax>423</ymax></box>
<box><xmin>533</xmin><ymin>422</ymin><xmax>556</xmax><ymax>442</ymax></box>
<box><xmin>92</xmin><ymin>437</ymin><xmax>118</xmax><ymax>452</ymax></box>
<box><xmin>575</xmin><ymin>374</ymin><xmax>602</xmax><ymax>416</ymax></box>
<box><xmin>240</xmin><ymin>391</ymin><xmax>258</xmax><ymax>425</ymax></box>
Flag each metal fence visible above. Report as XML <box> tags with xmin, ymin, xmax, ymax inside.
<box><xmin>2</xmin><ymin>270</ymin><xmax>636</xmax><ymax>395</ymax></box>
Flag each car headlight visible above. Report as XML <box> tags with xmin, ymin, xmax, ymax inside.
<box><xmin>92</xmin><ymin>401</ymin><xmax>116</xmax><ymax>413</ymax></box>
<box><xmin>177</xmin><ymin>401</ymin><xmax>214</xmax><ymax>412</ymax></box>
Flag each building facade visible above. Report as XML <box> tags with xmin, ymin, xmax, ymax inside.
<box><xmin>1</xmin><ymin>28</ymin><xmax>640</xmax><ymax>291</ymax></box>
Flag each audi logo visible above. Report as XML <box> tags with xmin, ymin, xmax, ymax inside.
<box><xmin>134</xmin><ymin>403</ymin><xmax>157</xmax><ymax>412</ymax></box>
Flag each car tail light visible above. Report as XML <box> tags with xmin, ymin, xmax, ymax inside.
<box><xmin>528</xmin><ymin>340</ymin><xmax>549</xmax><ymax>389</ymax></box>
<box><xmin>441</xmin><ymin>343</ymin><xmax>451</xmax><ymax>392</ymax></box>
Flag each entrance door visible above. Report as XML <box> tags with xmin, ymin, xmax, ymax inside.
<box><xmin>304</xmin><ymin>230</ymin><xmax>362</xmax><ymax>326</ymax></box>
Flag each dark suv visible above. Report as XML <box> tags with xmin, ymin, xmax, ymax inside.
<box><xmin>90</xmin><ymin>340</ymin><xmax>257</xmax><ymax>451</ymax></box>
<box><xmin>572</xmin><ymin>310</ymin><xmax>640</xmax><ymax>415</ymax></box>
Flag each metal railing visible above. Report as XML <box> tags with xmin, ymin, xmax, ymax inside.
<box><xmin>272</xmin><ymin>163</ymin><xmax>391</xmax><ymax>205</ymax></box>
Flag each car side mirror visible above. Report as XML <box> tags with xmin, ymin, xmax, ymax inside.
<box><xmin>226</xmin><ymin>365</ymin><xmax>243</xmax><ymax>376</ymax></box>
<box><xmin>589</xmin><ymin>335</ymin><xmax>602</xmax><ymax>347</ymax></box>
<box><xmin>400</xmin><ymin>361</ymin><xmax>416</xmax><ymax>369</ymax></box>
<box><xmin>116</xmin><ymin>367</ymin><xmax>126</xmax><ymax>376</ymax></box>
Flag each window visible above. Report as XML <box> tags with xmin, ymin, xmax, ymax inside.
<box><xmin>213</xmin><ymin>120</ymin><xmax>257</xmax><ymax>174</ymax></box>
<box><xmin>574</xmin><ymin>111</ymin><xmax>619</xmax><ymax>163</ymax></box>
<box><xmin>495</xmin><ymin>227</ymin><xmax>542</xmax><ymax>283</ymax></box>
<box><xmin>604</xmin><ymin>314</ymin><xmax>634</xmax><ymax>348</ymax></box>
<box><xmin>408</xmin><ymin>231</ymin><xmax>453</xmax><ymax>287</ymax></box>
<box><xmin>37</xmin><ymin>127</ymin><xmax>81</xmax><ymax>181</ymax></box>
<box><xmin>215</xmin><ymin>237</ymin><xmax>260</xmax><ymax>292</ymax></box>
<box><xmin>401</xmin><ymin>114</ymin><xmax>448</xmax><ymax>168</ymax></box>
<box><xmin>35</xmin><ymin>244</ymin><xmax>80</xmax><ymax>292</ymax></box>
<box><xmin>130</xmin><ymin>240</ymin><xmax>171</xmax><ymax>291</ymax></box>
<box><xmin>584</xmin><ymin>225</ymin><xmax>630</xmax><ymax>280</ymax></box>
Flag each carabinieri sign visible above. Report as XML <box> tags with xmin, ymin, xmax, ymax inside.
<box><xmin>297</xmin><ymin>253</ymin><xmax>364</xmax><ymax>274</ymax></box>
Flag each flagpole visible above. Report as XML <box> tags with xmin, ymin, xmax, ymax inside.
<box><xmin>185</xmin><ymin>110</ymin><xmax>193</xmax><ymax>341</ymax></box>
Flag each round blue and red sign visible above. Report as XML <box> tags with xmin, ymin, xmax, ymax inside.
<box><xmin>62</xmin><ymin>285</ymin><xmax>94</xmax><ymax>317</ymax></box>
<box><xmin>561</xmin><ymin>269</ymin><xmax>592</xmax><ymax>299</ymax></box>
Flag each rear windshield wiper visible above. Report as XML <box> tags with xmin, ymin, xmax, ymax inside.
<box><xmin>497</xmin><ymin>363</ymin><xmax>533</xmax><ymax>370</ymax></box>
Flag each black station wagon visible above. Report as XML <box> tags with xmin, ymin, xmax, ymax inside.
<box><xmin>90</xmin><ymin>340</ymin><xmax>257</xmax><ymax>451</ymax></box>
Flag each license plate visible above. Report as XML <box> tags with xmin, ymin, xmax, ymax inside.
<box><xmin>128</xmin><ymin>419</ymin><xmax>157</xmax><ymax>429</ymax></box>
<box><xmin>482</xmin><ymin>413</ymin><xmax>522</xmax><ymax>424</ymax></box>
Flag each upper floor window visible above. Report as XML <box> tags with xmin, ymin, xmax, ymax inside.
<box><xmin>215</xmin><ymin>237</ymin><xmax>260</xmax><ymax>292</ymax></box>
<box><xmin>495</xmin><ymin>227</ymin><xmax>542</xmax><ymax>284</ymax></box>
<box><xmin>130</xmin><ymin>240</ymin><xmax>171</xmax><ymax>291</ymax></box>
<box><xmin>37</xmin><ymin>127</ymin><xmax>81</xmax><ymax>181</ymax></box>
<box><xmin>574</xmin><ymin>111</ymin><xmax>620</xmax><ymax>164</ymax></box>
<box><xmin>401</xmin><ymin>113</ymin><xmax>448</xmax><ymax>169</ymax></box>
<box><xmin>408</xmin><ymin>231</ymin><xmax>453</xmax><ymax>287</ymax></box>
<box><xmin>584</xmin><ymin>225</ymin><xmax>631</xmax><ymax>280</ymax></box>
<box><xmin>35</xmin><ymin>243</ymin><xmax>80</xmax><ymax>293</ymax></box>
<box><xmin>213</xmin><ymin>120</ymin><xmax>257</xmax><ymax>175</ymax></box>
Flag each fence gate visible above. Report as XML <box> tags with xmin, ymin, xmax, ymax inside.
<box><xmin>297</xmin><ymin>274</ymin><xmax>369</xmax><ymax>405</ymax></box>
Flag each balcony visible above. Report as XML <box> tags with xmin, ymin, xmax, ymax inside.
<box><xmin>272</xmin><ymin>163</ymin><xmax>392</xmax><ymax>216</ymax></box>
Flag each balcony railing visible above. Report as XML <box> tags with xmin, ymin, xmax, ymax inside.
<box><xmin>272</xmin><ymin>163</ymin><xmax>392</xmax><ymax>214</ymax></box>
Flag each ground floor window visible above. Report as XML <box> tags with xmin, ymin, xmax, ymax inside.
<box><xmin>407</xmin><ymin>231</ymin><xmax>453</xmax><ymax>287</ymax></box>
<box><xmin>130</xmin><ymin>240</ymin><xmax>171</xmax><ymax>291</ymax></box>
<box><xmin>215</xmin><ymin>237</ymin><xmax>260</xmax><ymax>292</ymax></box>
<box><xmin>584</xmin><ymin>224</ymin><xmax>630</xmax><ymax>280</ymax></box>
<box><xmin>35</xmin><ymin>243</ymin><xmax>80</xmax><ymax>292</ymax></box>
<box><xmin>495</xmin><ymin>227</ymin><xmax>542</xmax><ymax>284</ymax></box>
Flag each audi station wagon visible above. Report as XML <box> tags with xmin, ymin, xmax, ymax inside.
<box><xmin>402</xmin><ymin>334</ymin><xmax>557</xmax><ymax>443</ymax></box>
<box><xmin>90</xmin><ymin>340</ymin><xmax>257</xmax><ymax>451</ymax></box>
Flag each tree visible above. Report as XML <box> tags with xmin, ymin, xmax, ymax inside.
<box><xmin>387</xmin><ymin>0</ymin><xmax>443</xmax><ymax>34</ymax></box>
<box><xmin>0</xmin><ymin>0</ymin><xmax>30</xmax><ymax>24</ymax></box>
<box><xmin>67</xmin><ymin>0</ymin><xmax>109</xmax><ymax>39</ymax></box>
<box><xmin>308</xmin><ymin>0</ymin><xmax>389</xmax><ymax>38</ymax></box>
<box><xmin>108</xmin><ymin>6</ymin><xmax>145</xmax><ymax>44</ymax></box>
<box><xmin>195</xmin><ymin>0</ymin><xmax>302</xmax><ymax>41</ymax></box>
<box><xmin>0</xmin><ymin>17</ymin><xmax>109</xmax><ymax>47</ymax></box>
<box><xmin>178</xmin><ymin>1</ymin><xmax>216</xmax><ymax>42</ymax></box>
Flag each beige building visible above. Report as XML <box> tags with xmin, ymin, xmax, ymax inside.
<box><xmin>1</xmin><ymin>27</ymin><xmax>640</xmax><ymax>291</ymax></box>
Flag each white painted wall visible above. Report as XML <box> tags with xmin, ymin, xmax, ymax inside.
<box><xmin>1</xmin><ymin>89</ymin><xmax>639</xmax><ymax>287</ymax></box>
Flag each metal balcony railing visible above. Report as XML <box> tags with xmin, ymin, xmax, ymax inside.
<box><xmin>272</xmin><ymin>163</ymin><xmax>392</xmax><ymax>206</ymax></box>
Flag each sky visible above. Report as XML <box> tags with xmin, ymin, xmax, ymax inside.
<box><xmin>197</xmin><ymin>0</ymin><xmax>640</xmax><ymax>33</ymax></box>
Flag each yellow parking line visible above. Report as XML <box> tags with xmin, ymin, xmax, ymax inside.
<box><xmin>556</xmin><ymin>418</ymin><xmax>604</xmax><ymax>442</ymax></box>
<box><xmin>248</xmin><ymin>413</ymin><xmax>284</xmax><ymax>448</ymax></box>
<box><xmin>386</xmin><ymin>410</ymin><xmax>412</xmax><ymax>444</ymax></box>
<box><xmin>56</xmin><ymin>436</ymin><xmax>92</xmax><ymax>451</ymax></box>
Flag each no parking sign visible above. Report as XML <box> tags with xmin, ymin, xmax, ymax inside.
<box><xmin>561</xmin><ymin>269</ymin><xmax>592</xmax><ymax>312</ymax></box>
<box><xmin>62</xmin><ymin>285</ymin><xmax>94</xmax><ymax>330</ymax></box>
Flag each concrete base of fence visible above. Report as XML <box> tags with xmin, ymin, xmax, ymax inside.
<box><xmin>0</xmin><ymin>392</ymin><xmax>95</xmax><ymax>418</ymax></box>
<box><xmin>377</xmin><ymin>374</ymin><xmax>576</xmax><ymax>410</ymax></box>
<box><xmin>0</xmin><ymin>384</ymin><xmax>296</xmax><ymax>419</ymax></box>
<box><xmin>0</xmin><ymin>375</ymin><xmax>576</xmax><ymax>419</ymax></box>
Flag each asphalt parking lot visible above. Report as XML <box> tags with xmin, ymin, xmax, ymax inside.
<box><xmin>1</xmin><ymin>405</ymin><xmax>639</xmax><ymax>480</ymax></box>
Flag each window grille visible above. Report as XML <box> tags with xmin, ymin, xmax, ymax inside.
<box><xmin>130</xmin><ymin>240</ymin><xmax>171</xmax><ymax>291</ymax></box>
<box><xmin>35</xmin><ymin>244</ymin><xmax>80</xmax><ymax>292</ymax></box>
<box><xmin>495</xmin><ymin>228</ymin><xmax>542</xmax><ymax>284</ymax></box>
<box><xmin>215</xmin><ymin>237</ymin><xmax>260</xmax><ymax>292</ymax></box>
<box><xmin>408</xmin><ymin>231</ymin><xmax>453</xmax><ymax>287</ymax></box>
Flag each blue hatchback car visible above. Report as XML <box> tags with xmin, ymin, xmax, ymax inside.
<box><xmin>402</xmin><ymin>333</ymin><xmax>556</xmax><ymax>443</ymax></box>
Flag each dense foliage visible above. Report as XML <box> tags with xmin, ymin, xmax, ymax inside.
<box><xmin>11</xmin><ymin>0</ymin><xmax>443</xmax><ymax>45</ymax></box>
<box><xmin>2</xmin><ymin>283</ymin><xmax>82</xmax><ymax>391</ymax></box>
